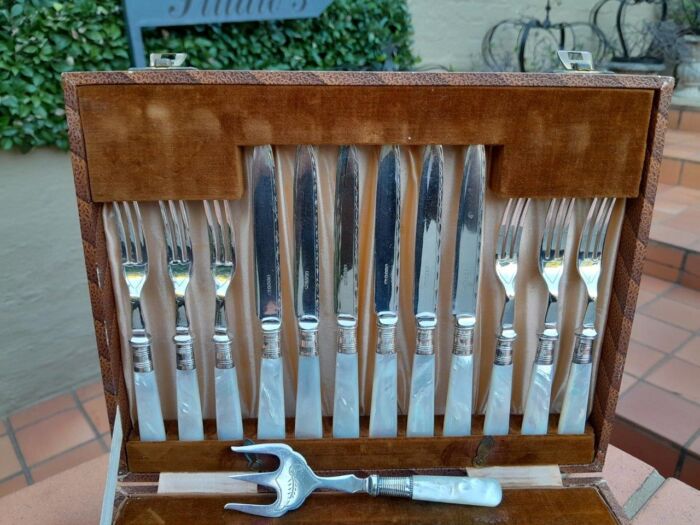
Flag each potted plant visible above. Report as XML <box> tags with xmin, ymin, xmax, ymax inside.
<box><xmin>673</xmin><ymin>0</ymin><xmax>700</xmax><ymax>103</ymax></box>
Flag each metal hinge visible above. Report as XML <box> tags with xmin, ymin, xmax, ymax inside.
<box><xmin>557</xmin><ymin>50</ymin><xmax>598</xmax><ymax>73</ymax></box>
<box><xmin>129</xmin><ymin>53</ymin><xmax>197</xmax><ymax>71</ymax></box>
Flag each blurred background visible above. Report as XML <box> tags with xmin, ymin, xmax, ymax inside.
<box><xmin>0</xmin><ymin>0</ymin><xmax>698</xmax><ymax>502</ymax></box>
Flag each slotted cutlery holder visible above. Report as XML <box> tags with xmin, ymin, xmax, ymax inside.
<box><xmin>63</xmin><ymin>70</ymin><xmax>673</xmax><ymax>524</ymax></box>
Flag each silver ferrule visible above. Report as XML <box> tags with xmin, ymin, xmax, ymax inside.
<box><xmin>298</xmin><ymin>326</ymin><xmax>319</xmax><ymax>357</ymax></box>
<box><xmin>573</xmin><ymin>329</ymin><xmax>596</xmax><ymax>364</ymax></box>
<box><xmin>416</xmin><ymin>325</ymin><xmax>435</xmax><ymax>355</ymax></box>
<box><xmin>494</xmin><ymin>330</ymin><xmax>516</xmax><ymax>366</ymax></box>
<box><xmin>213</xmin><ymin>333</ymin><xmax>234</xmax><ymax>369</ymax></box>
<box><xmin>337</xmin><ymin>319</ymin><xmax>357</xmax><ymax>354</ymax></box>
<box><xmin>367</xmin><ymin>475</ymin><xmax>413</xmax><ymax>498</ymax></box>
<box><xmin>174</xmin><ymin>333</ymin><xmax>196</xmax><ymax>371</ymax></box>
<box><xmin>535</xmin><ymin>331</ymin><xmax>557</xmax><ymax>365</ymax></box>
<box><xmin>376</xmin><ymin>313</ymin><xmax>398</xmax><ymax>355</ymax></box>
<box><xmin>453</xmin><ymin>316</ymin><xmax>475</xmax><ymax>356</ymax></box>
<box><xmin>261</xmin><ymin>325</ymin><xmax>282</xmax><ymax>359</ymax></box>
<box><xmin>131</xmin><ymin>330</ymin><xmax>153</xmax><ymax>373</ymax></box>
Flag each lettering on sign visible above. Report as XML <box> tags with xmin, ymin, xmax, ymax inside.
<box><xmin>123</xmin><ymin>0</ymin><xmax>333</xmax><ymax>67</ymax></box>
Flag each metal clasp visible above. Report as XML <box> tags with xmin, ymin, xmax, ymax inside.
<box><xmin>557</xmin><ymin>50</ymin><xmax>597</xmax><ymax>73</ymax></box>
<box><xmin>129</xmin><ymin>53</ymin><xmax>196</xmax><ymax>71</ymax></box>
<box><xmin>149</xmin><ymin>53</ymin><xmax>188</xmax><ymax>68</ymax></box>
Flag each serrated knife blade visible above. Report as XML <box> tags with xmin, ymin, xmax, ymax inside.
<box><xmin>293</xmin><ymin>145</ymin><xmax>322</xmax><ymax>439</ymax></box>
<box><xmin>251</xmin><ymin>145</ymin><xmax>285</xmax><ymax>440</ymax></box>
<box><xmin>369</xmin><ymin>145</ymin><xmax>401</xmax><ymax>438</ymax></box>
<box><xmin>333</xmin><ymin>145</ymin><xmax>360</xmax><ymax>438</ymax></box>
<box><xmin>407</xmin><ymin>145</ymin><xmax>443</xmax><ymax>437</ymax></box>
<box><xmin>443</xmin><ymin>145</ymin><xmax>485</xmax><ymax>437</ymax></box>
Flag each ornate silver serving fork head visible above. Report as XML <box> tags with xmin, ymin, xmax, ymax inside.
<box><xmin>113</xmin><ymin>202</ymin><xmax>165</xmax><ymax>441</ymax></box>
<box><xmin>484</xmin><ymin>197</ymin><xmax>530</xmax><ymax>436</ymax></box>
<box><xmin>159</xmin><ymin>200</ymin><xmax>204</xmax><ymax>441</ymax></box>
<box><xmin>203</xmin><ymin>199</ymin><xmax>243</xmax><ymax>440</ymax></box>
<box><xmin>522</xmin><ymin>198</ymin><xmax>573</xmax><ymax>435</ymax></box>
<box><xmin>225</xmin><ymin>443</ymin><xmax>502</xmax><ymax>518</ymax></box>
<box><xmin>559</xmin><ymin>197</ymin><xmax>616</xmax><ymax>434</ymax></box>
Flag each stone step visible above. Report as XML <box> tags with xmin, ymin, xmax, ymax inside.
<box><xmin>645</xmin><ymin>184</ymin><xmax>700</xmax><ymax>290</ymax></box>
<box><xmin>669</xmin><ymin>103</ymin><xmax>700</xmax><ymax>132</ymax></box>
<box><xmin>660</xmin><ymin>130</ymin><xmax>700</xmax><ymax>189</ymax></box>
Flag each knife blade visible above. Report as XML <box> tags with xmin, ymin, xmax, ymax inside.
<box><xmin>407</xmin><ymin>145</ymin><xmax>443</xmax><ymax>437</ymax></box>
<box><xmin>443</xmin><ymin>145</ymin><xmax>485</xmax><ymax>437</ymax></box>
<box><xmin>252</xmin><ymin>145</ymin><xmax>285</xmax><ymax>440</ymax></box>
<box><xmin>369</xmin><ymin>145</ymin><xmax>401</xmax><ymax>438</ymax></box>
<box><xmin>293</xmin><ymin>145</ymin><xmax>322</xmax><ymax>439</ymax></box>
<box><xmin>333</xmin><ymin>145</ymin><xmax>360</xmax><ymax>439</ymax></box>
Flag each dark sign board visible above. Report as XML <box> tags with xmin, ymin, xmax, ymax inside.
<box><xmin>124</xmin><ymin>0</ymin><xmax>333</xmax><ymax>67</ymax></box>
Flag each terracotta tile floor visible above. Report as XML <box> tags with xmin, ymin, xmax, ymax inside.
<box><xmin>612</xmin><ymin>275</ymin><xmax>700</xmax><ymax>486</ymax></box>
<box><xmin>651</xmin><ymin>184</ymin><xmax>700</xmax><ymax>252</ymax></box>
<box><xmin>0</xmin><ymin>383</ymin><xmax>109</xmax><ymax>498</ymax></box>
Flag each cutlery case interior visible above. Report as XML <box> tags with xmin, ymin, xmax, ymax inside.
<box><xmin>62</xmin><ymin>70</ymin><xmax>673</xmax><ymax>524</ymax></box>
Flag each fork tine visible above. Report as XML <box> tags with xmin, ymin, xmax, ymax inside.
<box><xmin>122</xmin><ymin>202</ymin><xmax>141</xmax><ymax>263</ymax></box>
<box><xmin>504</xmin><ymin>199</ymin><xmax>521</xmax><ymax>259</ymax></box>
<box><xmin>203</xmin><ymin>200</ymin><xmax>219</xmax><ymax>264</ymax></box>
<box><xmin>497</xmin><ymin>199</ymin><xmax>516</xmax><ymax>259</ymax></box>
<box><xmin>132</xmin><ymin>202</ymin><xmax>147</xmax><ymax>263</ymax></box>
<box><xmin>213</xmin><ymin>200</ymin><xmax>226</xmax><ymax>263</ymax></box>
<box><xmin>167</xmin><ymin>200</ymin><xmax>184</xmax><ymax>262</ymax></box>
<box><xmin>113</xmin><ymin>203</ymin><xmax>130</xmax><ymax>263</ymax></box>
<box><xmin>232</xmin><ymin>443</ymin><xmax>292</xmax><ymax>456</ymax></box>
<box><xmin>228</xmin><ymin>471</ymin><xmax>279</xmax><ymax>488</ymax></box>
<box><xmin>224</xmin><ymin>502</ymin><xmax>283</xmax><ymax>518</ymax></box>
<box><xmin>594</xmin><ymin>198</ymin><xmax>616</xmax><ymax>258</ymax></box>
<box><xmin>541</xmin><ymin>198</ymin><xmax>559</xmax><ymax>258</ymax></box>
<box><xmin>223</xmin><ymin>200</ymin><xmax>236</xmax><ymax>272</ymax></box>
<box><xmin>159</xmin><ymin>200</ymin><xmax>175</xmax><ymax>261</ymax></box>
<box><xmin>510</xmin><ymin>198</ymin><xmax>530</xmax><ymax>259</ymax></box>
<box><xmin>179</xmin><ymin>200</ymin><xmax>193</xmax><ymax>263</ymax></box>
<box><xmin>579</xmin><ymin>198</ymin><xmax>600</xmax><ymax>258</ymax></box>
<box><xmin>551</xmin><ymin>198</ymin><xmax>573</xmax><ymax>257</ymax></box>
<box><xmin>587</xmin><ymin>198</ymin><xmax>610</xmax><ymax>258</ymax></box>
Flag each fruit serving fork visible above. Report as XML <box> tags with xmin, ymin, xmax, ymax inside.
<box><xmin>521</xmin><ymin>198</ymin><xmax>573</xmax><ymax>435</ymax></box>
<box><xmin>559</xmin><ymin>197</ymin><xmax>617</xmax><ymax>435</ymax></box>
<box><xmin>224</xmin><ymin>443</ymin><xmax>502</xmax><ymax>517</ymax></box>
<box><xmin>483</xmin><ymin>197</ymin><xmax>530</xmax><ymax>436</ymax></box>
<box><xmin>203</xmin><ymin>199</ymin><xmax>244</xmax><ymax>440</ymax></box>
<box><xmin>160</xmin><ymin>200</ymin><xmax>204</xmax><ymax>441</ymax></box>
<box><xmin>113</xmin><ymin>202</ymin><xmax>165</xmax><ymax>441</ymax></box>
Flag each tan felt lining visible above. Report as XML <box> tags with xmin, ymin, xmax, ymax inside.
<box><xmin>76</xmin><ymin>84</ymin><xmax>654</xmax><ymax>201</ymax></box>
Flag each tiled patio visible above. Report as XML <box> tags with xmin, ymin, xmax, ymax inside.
<box><xmin>0</xmin><ymin>382</ymin><xmax>110</xmax><ymax>497</ymax></box>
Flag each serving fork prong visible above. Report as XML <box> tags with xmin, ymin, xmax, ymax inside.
<box><xmin>159</xmin><ymin>199</ymin><xmax>204</xmax><ymax>441</ymax></box>
<box><xmin>559</xmin><ymin>197</ymin><xmax>617</xmax><ymax>434</ymax></box>
<box><xmin>522</xmin><ymin>198</ymin><xmax>573</xmax><ymax>435</ymax></box>
<box><xmin>484</xmin><ymin>197</ymin><xmax>530</xmax><ymax>436</ymax></box>
<box><xmin>113</xmin><ymin>202</ymin><xmax>165</xmax><ymax>442</ymax></box>
<box><xmin>203</xmin><ymin>199</ymin><xmax>243</xmax><ymax>440</ymax></box>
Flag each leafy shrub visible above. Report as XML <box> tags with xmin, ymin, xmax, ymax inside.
<box><xmin>1</xmin><ymin>0</ymin><xmax>416</xmax><ymax>151</ymax></box>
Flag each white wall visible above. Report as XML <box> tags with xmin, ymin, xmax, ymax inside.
<box><xmin>408</xmin><ymin>0</ymin><xmax>657</xmax><ymax>71</ymax></box>
<box><xmin>0</xmin><ymin>150</ymin><xmax>97</xmax><ymax>417</ymax></box>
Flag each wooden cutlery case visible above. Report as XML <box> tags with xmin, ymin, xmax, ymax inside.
<box><xmin>62</xmin><ymin>69</ymin><xmax>673</xmax><ymax>524</ymax></box>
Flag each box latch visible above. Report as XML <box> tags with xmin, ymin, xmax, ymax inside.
<box><xmin>557</xmin><ymin>50</ymin><xmax>597</xmax><ymax>73</ymax></box>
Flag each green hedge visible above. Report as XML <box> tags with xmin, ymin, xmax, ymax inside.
<box><xmin>1</xmin><ymin>0</ymin><xmax>416</xmax><ymax>151</ymax></box>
